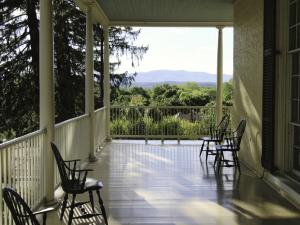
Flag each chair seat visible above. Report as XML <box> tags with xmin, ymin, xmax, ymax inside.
<box><xmin>84</xmin><ymin>178</ymin><xmax>103</xmax><ymax>191</ymax></box>
<box><xmin>66</xmin><ymin>178</ymin><xmax>103</xmax><ymax>194</ymax></box>
<box><xmin>215</xmin><ymin>144</ymin><xmax>238</xmax><ymax>151</ymax></box>
<box><xmin>200</xmin><ymin>136</ymin><xmax>222</xmax><ymax>142</ymax></box>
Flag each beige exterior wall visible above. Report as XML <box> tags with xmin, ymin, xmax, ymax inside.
<box><xmin>233</xmin><ymin>0</ymin><xmax>264</xmax><ymax>175</ymax></box>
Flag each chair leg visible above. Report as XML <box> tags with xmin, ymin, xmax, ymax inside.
<box><xmin>205</xmin><ymin>141</ymin><xmax>210</xmax><ymax>161</ymax></box>
<box><xmin>89</xmin><ymin>191</ymin><xmax>95</xmax><ymax>212</ymax></box>
<box><xmin>60</xmin><ymin>193</ymin><xmax>68</xmax><ymax>220</ymax></box>
<box><xmin>42</xmin><ymin>213</ymin><xmax>47</xmax><ymax>225</ymax></box>
<box><xmin>233</xmin><ymin>151</ymin><xmax>241</xmax><ymax>172</ymax></box>
<box><xmin>217</xmin><ymin>151</ymin><xmax>223</xmax><ymax>173</ymax></box>
<box><xmin>199</xmin><ymin>140</ymin><xmax>205</xmax><ymax>156</ymax></box>
<box><xmin>68</xmin><ymin>194</ymin><xmax>76</xmax><ymax>225</ymax></box>
<box><xmin>96</xmin><ymin>190</ymin><xmax>108</xmax><ymax>225</ymax></box>
<box><xmin>214</xmin><ymin>151</ymin><xmax>219</xmax><ymax>167</ymax></box>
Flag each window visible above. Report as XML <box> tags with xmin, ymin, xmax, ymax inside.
<box><xmin>289</xmin><ymin>0</ymin><xmax>300</xmax><ymax>173</ymax></box>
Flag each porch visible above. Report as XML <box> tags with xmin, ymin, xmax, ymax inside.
<box><xmin>1</xmin><ymin>0</ymin><xmax>300</xmax><ymax>224</ymax></box>
<box><xmin>45</xmin><ymin>140</ymin><xmax>300</xmax><ymax>225</ymax></box>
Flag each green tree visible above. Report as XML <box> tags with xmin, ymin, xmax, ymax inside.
<box><xmin>54</xmin><ymin>0</ymin><xmax>86</xmax><ymax>122</ymax></box>
<box><xmin>223</xmin><ymin>79</ymin><xmax>233</xmax><ymax>106</ymax></box>
<box><xmin>129</xmin><ymin>95</ymin><xmax>148</xmax><ymax>106</ymax></box>
<box><xmin>129</xmin><ymin>87</ymin><xmax>150</xmax><ymax>105</ymax></box>
<box><xmin>152</xmin><ymin>84</ymin><xmax>182</xmax><ymax>106</ymax></box>
<box><xmin>0</xmin><ymin>0</ymin><xmax>40</xmax><ymax>137</ymax></box>
<box><xmin>109</xmin><ymin>27</ymin><xmax>148</xmax><ymax>101</ymax></box>
<box><xmin>179</xmin><ymin>90</ymin><xmax>211</xmax><ymax>106</ymax></box>
<box><xmin>0</xmin><ymin>0</ymin><xmax>148</xmax><ymax>140</ymax></box>
<box><xmin>178</xmin><ymin>82</ymin><xmax>201</xmax><ymax>91</ymax></box>
<box><xmin>130</xmin><ymin>87</ymin><xmax>150</xmax><ymax>99</ymax></box>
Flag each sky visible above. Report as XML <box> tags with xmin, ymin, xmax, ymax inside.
<box><xmin>116</xmin><ymin>27</ymin><xmax>233</xmax><ymax>75</ymax></box>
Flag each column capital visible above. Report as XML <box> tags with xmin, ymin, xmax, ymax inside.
<box><xmin>216</xmin><ymin>26</ymin><xmax>225</xmax><ymax>31</ymax></box>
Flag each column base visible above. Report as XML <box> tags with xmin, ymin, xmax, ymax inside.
<box><xmin>106</xmin><ymin>137</ymin><xmax>112</xmax><ymax>142</ymax></box>
<box><xmin>89</xmin><ymin>153</ymin><xmax>98</xmax><ymax>162</ymax></box>
<box><xmin>44</xmin><ymin>198</ymin><xmax>60</xmax><ymax>207</ymax></box>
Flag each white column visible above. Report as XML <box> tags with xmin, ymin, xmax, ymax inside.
<box><xmin>39</xmin><ymin>0</ymin><xmax>55</xmax><ymax>202</ymax></box>
<box><xmin>216</xmin><ymin>26</ymin><xmax>224</xmax><ymax>125</ymax></box>
<box><xmin>85</xmin><ymin>6</ymin><xmax>96</xmax><ymax>161</ymax></box>
<box><xmin>103</xmin><ymin>26</ymin><xmax>111</xmax><ymax>139</ymax></box>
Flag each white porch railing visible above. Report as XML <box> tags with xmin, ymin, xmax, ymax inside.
<box><xmin>95</xmin><ymin>107</ymin><xmax>107</xmax><ymax>149</ymax></box>
<box><xmin>54</xmin><ymin>114</ymin><xmax>91</xmax><ymax>186</ymax></box>
<box><xmin>0</xmin><ymin>130</ymin><xmax>46</xmax><ymax>225</ymax></box>
<box><xmin>110</xmin><ymin>106</ymin><xmax>231</xmax><ymax>140</ymax></box>
<box><xmin>0</xmin><ymin>108</ymin><xmax>107</xmax><ymax>224</ymax></box>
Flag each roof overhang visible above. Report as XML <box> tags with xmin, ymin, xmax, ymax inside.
<box><xmin>77</xmin><ymin>0</ymin><xmax>233</xmax><ymax>27</ymax></box>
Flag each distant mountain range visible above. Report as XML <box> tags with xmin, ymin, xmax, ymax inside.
<box><xmin>130</xmin><ymin>70</ymin><xmax>232</xmax><ymax>88</ymax></box>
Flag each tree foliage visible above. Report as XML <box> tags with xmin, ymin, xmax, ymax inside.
<box><xmin>0</xmin><ymin>0</ymin><xmax>40</xmax><ymax>136</ymax></box>
<box><xmin>109</xmin><ymin>27</ymin><xmax>148</xmax><ymax>101</ymax></box>
<box><xmin>223</xmin><ymin>79</ymin><xmax>233</xmax><ymax>106</ymax></box>
<box><xmin>0</xmin><ymin>0</ymin><xmax>148</xmax><ymax>140</ymax></box>
<box><xmin>54</xmin><ymin>0</ymin><xmax>86</xmax><ymax>122</ymax></box>
<box><xmin>112</xmin><ymin>81</ymin><xmax>233</xmax><ymax>107</ymax></box>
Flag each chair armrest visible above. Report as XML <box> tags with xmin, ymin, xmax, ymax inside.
<box><xmin>70</xmin><ymin>169</ymin><xmax>94</xmax><ymax>188</ymax></box>
<box><xmin>32</xmin><ymin>206</ymin><xmax>56</xmax><ymax>216</ymax></box>
<box><xmin>33</xmin><ymin>205</ymin><xmax>58</xmax><ymax>225</ymax></box>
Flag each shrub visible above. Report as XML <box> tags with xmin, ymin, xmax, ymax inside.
<box><xmin>127</xmin><ymin>108</ymin><xmax>145</xmax><ymax>122</ymax></box>
<box><xmin>159</xmin><ymin>116</ymin><xmax>180</xmax><ymax>135</ymax></box>
<box><xmin>111</xmin><ymin>119</ymin><xmax>130</xmax><ymax>135</ymax></box>
<box><xmin>144</xmin><ymin>117</ymin><xmax>161</xmax><ymax>135</ymax></box>
<box><xmin>179</xmin><ymin>120</ymin><xmax>201</xmax><ymax>139</ymax></box>
<box><xmin>146</xmin><ymin>108</ymin><xmax>163</xmax><ymax>122</ymax></box>
<box><xmin>128</xmin><ymin>118</ymin><xmax>145</xmax><ymax>135</ymax></box>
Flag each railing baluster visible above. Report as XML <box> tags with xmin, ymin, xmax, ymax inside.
<box><xmin>25</xmin><ymin>141</ymin><xmax>28</xmax><ymax>203</ymax></box>
<box><xmin>7</xmin><ymin>148</ymin><xmax>12</xmax><ymax>225</ymax></box>
<box><xmin>0</xmin><ymin>130</ymin><xmax>47</xmax><ymax>221</ymax></box>
<box><xmin>40</xmin><ymin>133</ymin><xmax>44</xmax><ymax>204</ymax></box>
<box><xmin>33</xmin><ymin>136</ymin><xmax>36</xmax><ymax>206</ymax></box>
<box><xmin>29</xmin><ymin>139</ymin><xmax>32</xmax><ymax>205</ymax></box>
<box><xmin>3</xmin><ymin>149</ymin><xmax>8</xmax><ymax>225</ymax></box>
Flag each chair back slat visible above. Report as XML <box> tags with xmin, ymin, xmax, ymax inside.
<box><xmin>3</xmin><ymin>187</ymin><xmax>40</xmax><ymax>225</ymax></box>
<box><xmin>228</xmin><ymin>119</ymin><xmax>247</xmax><ymax>150</ymax></box>
<box><xmin>51</xmin><ymin>142</ymin><xmax>72</xmax><ymax>189</ymax></box>
<box><xmin>210</xmin><ymin>115</ymin><xmax>230</xmax><ymax>140</ymax></box>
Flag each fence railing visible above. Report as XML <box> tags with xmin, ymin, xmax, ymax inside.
<box><xmin>54</xmin><ymin>114</ymin><xmax>90</xmax><ymax>186</ymax></box>
<box><xmin>110</xmin><ymin>106</ymin><xmax>231</xmax><ymax>140</ymax></box>
<box><xmin>0</xmin><ymin>108</ymin><xmax>108</xmax><ymax>224</ymax></box>
<box><xmin>0</xmin><ymin>129</ymin><xmax>46</xmax><ymax>225</ymax></box>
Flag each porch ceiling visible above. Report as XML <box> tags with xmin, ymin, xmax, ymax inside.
<box><xmin>96</xmin><ymin>0</ymin><xmax>233</xmax><ymax>26</ymax></box>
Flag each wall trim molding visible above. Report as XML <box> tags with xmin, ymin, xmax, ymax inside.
<box><xmin>263</xmin><ymin>171</ymin><xmax>300</xmax><ymax>209</ymax></box>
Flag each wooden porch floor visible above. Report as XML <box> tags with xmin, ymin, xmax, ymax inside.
<box><xmin>48</xmin><ymin>140</ymin><xmax>300</xmax><ymax>225</ymax></box>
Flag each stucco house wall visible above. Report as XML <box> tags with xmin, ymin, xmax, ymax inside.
<box><xmin>233</xmin><ymin>0</ymin><xmax>264</xmax><ymax>175</ymax></box>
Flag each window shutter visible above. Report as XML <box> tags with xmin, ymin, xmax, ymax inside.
<box><xmin>262</xmin><ymin>0</ymin><xmax>276</xmax><ymax>171</ymax></box>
